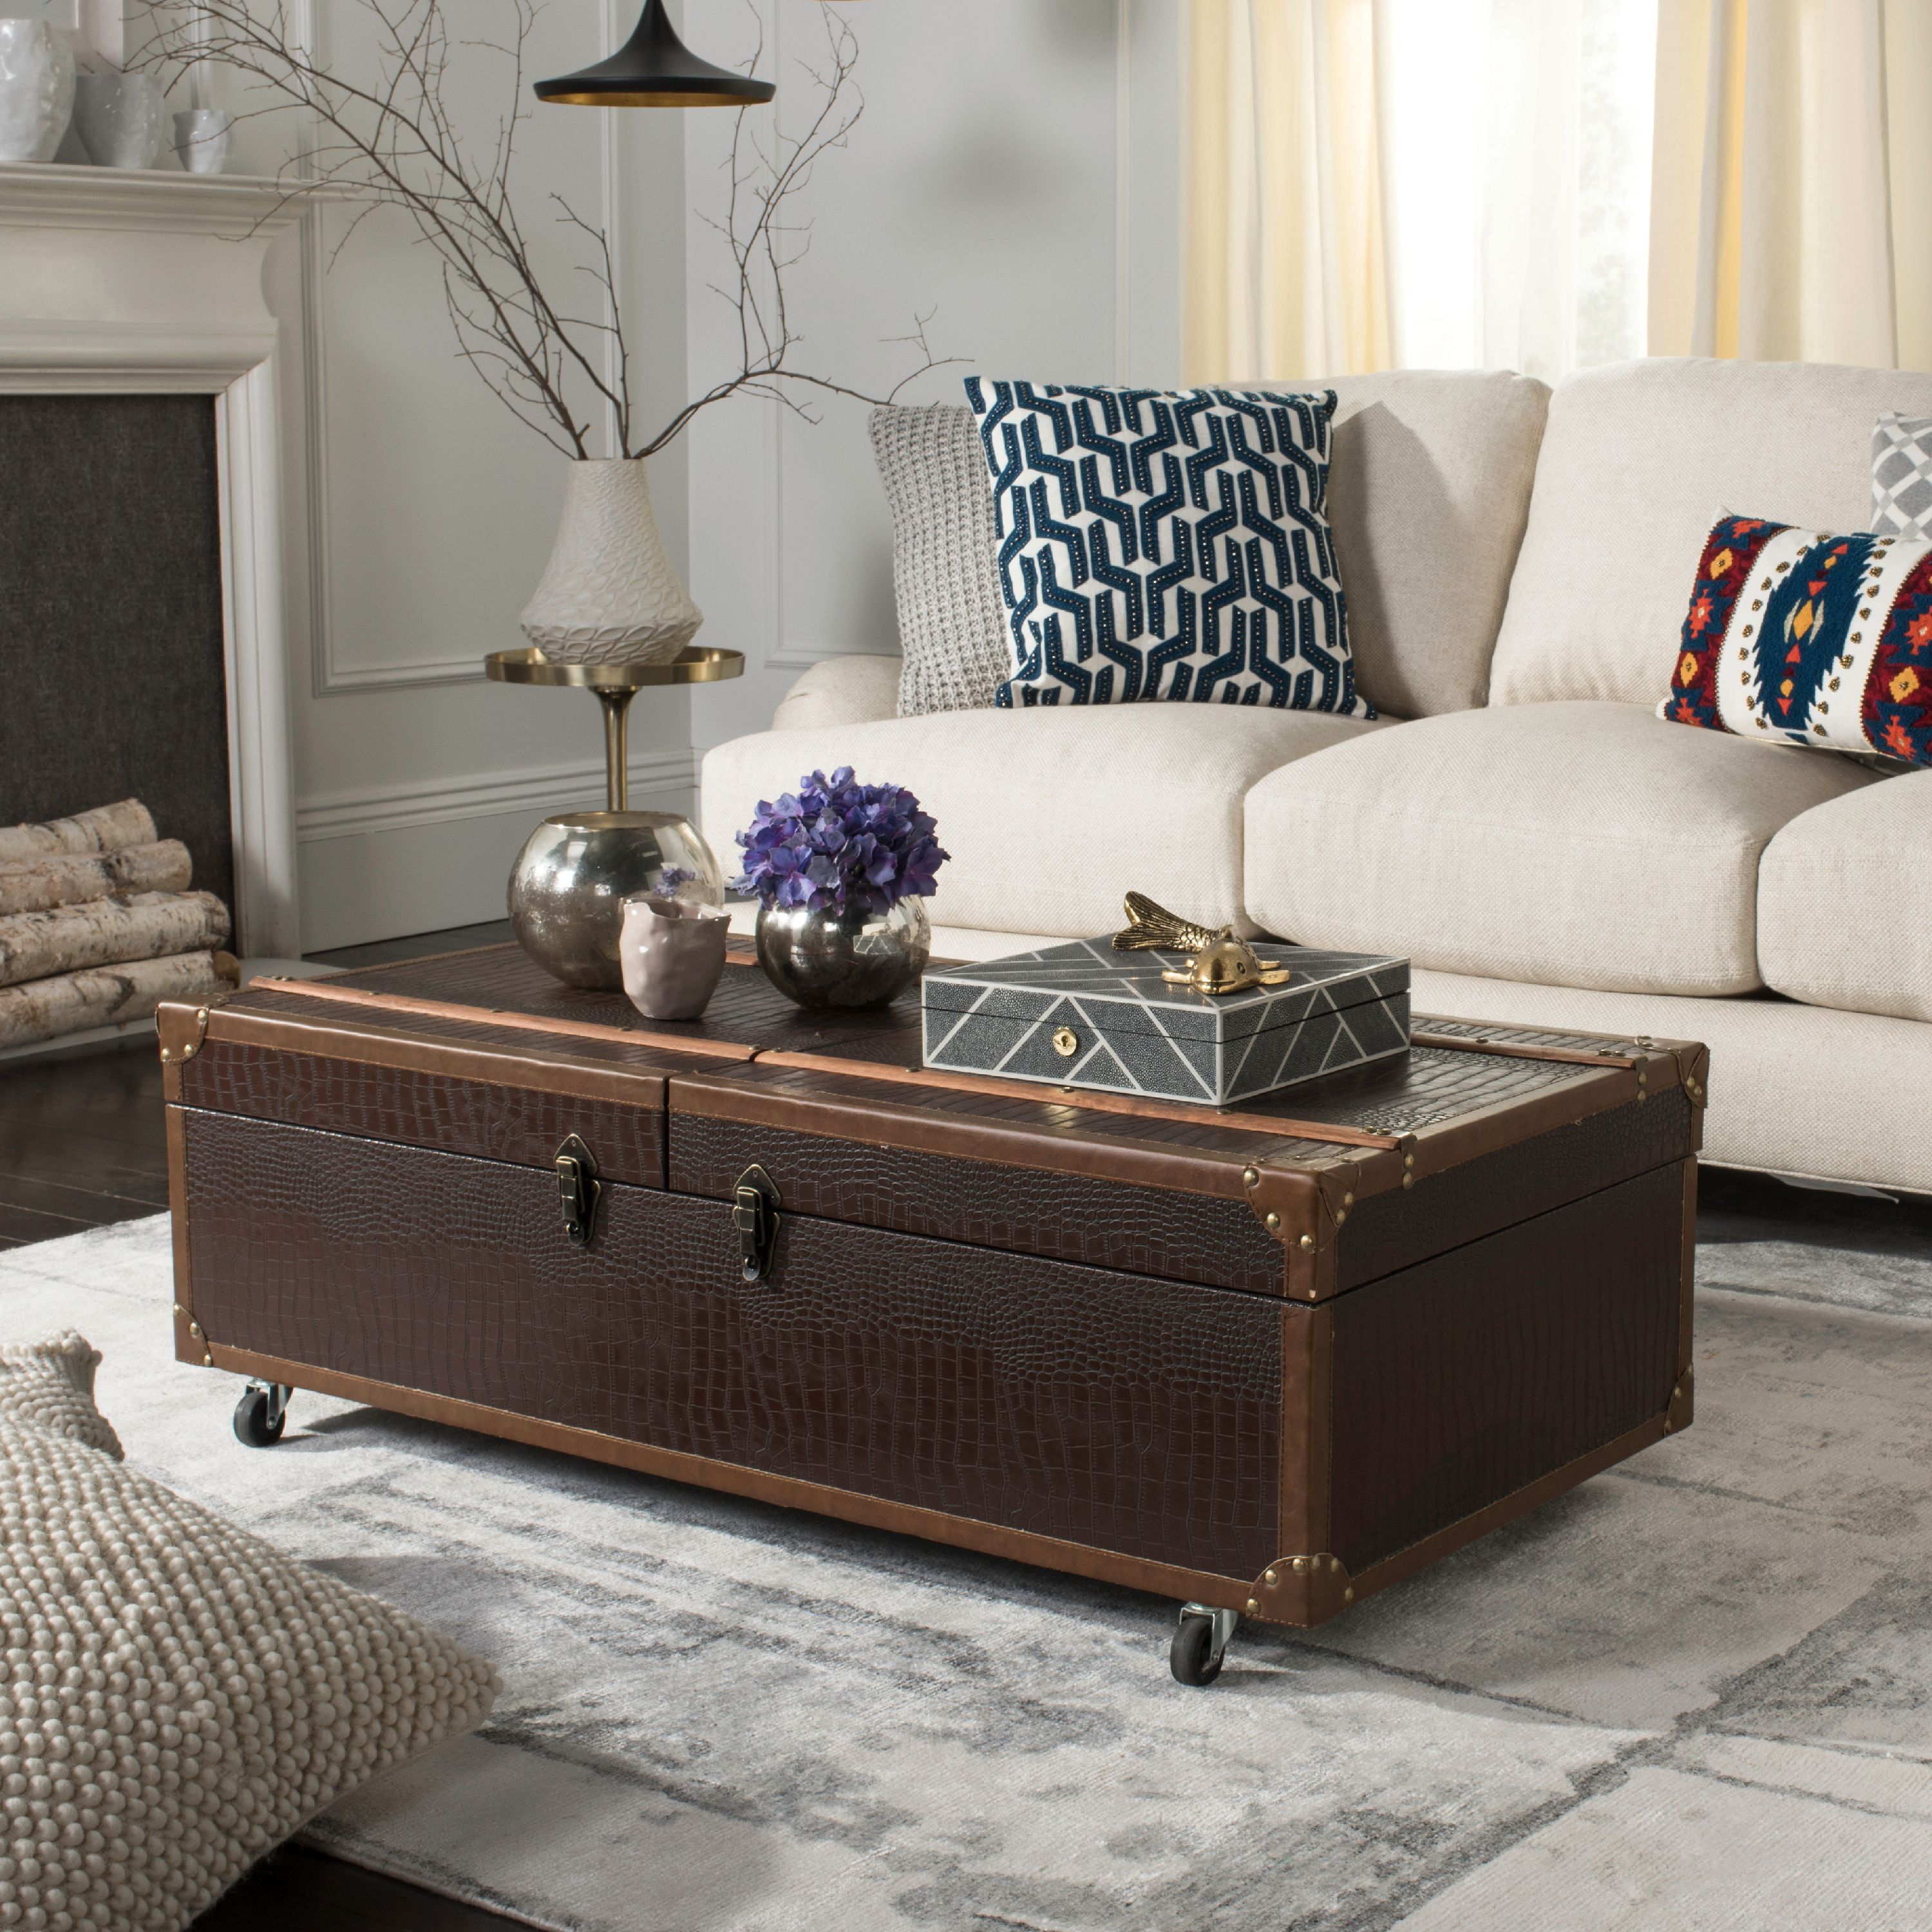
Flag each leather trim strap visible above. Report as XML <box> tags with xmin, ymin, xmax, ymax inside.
<box><xmin>667</xmin><ymin>1070</ymin><xmax>1266</xmax><ymax>1199</ymax></box>
<box><xmin>164</xmin><ymin>1104</ymin><xmax>200</xmax><ymax>1367</ymax></box>
<box><xmin>197</xmin><ymin>1005</ymin><xmax>683</xmax><ymax>1108</ymax></box>
<box><xmin>752</xmin><ymin>1050</ymin><xmax>1401</xmax><ymax>1150</ymax></box>
<box><xmin>189</xmin><ymin>1343</ymin><xmax>1260</xmax><ymax>1615</ymax></box>
<box><xmin>247</xmin><ymin>976</ymin><xmax>758</xmax><ymax>1063</ymax></box>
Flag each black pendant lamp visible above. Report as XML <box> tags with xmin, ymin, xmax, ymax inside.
<box><xmin>534</xmin><ymin>0</ymin><xmax>775</xmax><ymax>108</ymax></box>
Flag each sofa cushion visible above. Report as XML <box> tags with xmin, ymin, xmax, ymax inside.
<box><xmin>869</xmin><ymin>406</ymin><xmax>1010</xmax><ymax>716</ymax></box>
<box><xmin>702</xmin><ymin>706</ymin><xmax>1387</xmax><ymax>940</ymax></box>
<box><xmin>772</xmin><ymin>654</ymin><xmax>903</xmax><ymax>733</ymax></box>
<box><xmin>1243</xmin><ymin>701</ymin><xmax>1875</xmax><ymax>996</ymax></box>
<box><xmin>1491</xmin><ymin>357</ymin><xmax>1932</xmax><ymax>708</ymax></box>
<box><xmin>1759</xmin><ymin>772</ymin><xmax>1932</xmax><ymax>1021</ymax></box>
<box><xmin>1317</xmin><ymin>369</ymin><xmax>1550</xmax><ymax>718</ymax></box>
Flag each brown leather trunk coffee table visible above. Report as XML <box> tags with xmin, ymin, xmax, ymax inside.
<box><xmin>159</xmin><ymin>945</ymin><xmax>1703</xmax><ymax>1684</ymax></box>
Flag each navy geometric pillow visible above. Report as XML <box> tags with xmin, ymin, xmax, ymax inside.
<box><xmin>965</xmin><ymin>379</ymin><xmax>1370</xmax><ymax>715</ymax></box>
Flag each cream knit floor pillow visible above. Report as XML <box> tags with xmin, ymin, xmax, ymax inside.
<box><xmin>0</xmin><ymin>1335</ymin><xmax>499</xmax><ymax>1931</ymax></box>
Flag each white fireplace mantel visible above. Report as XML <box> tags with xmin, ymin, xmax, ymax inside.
<box><xmin>0</xmin><ymin>160</ymin><xmax>317</xmax><ymax>956</ymax></box>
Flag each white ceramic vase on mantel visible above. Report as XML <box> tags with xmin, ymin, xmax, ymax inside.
<box><xmin>0</xmin><ymin>19</ymin><xmax>75</xmax><ymax>164</ymax></box>
<box><xmin>520</xmin><ymin>457</ymin><xmax>703</xmax><ymax>667</ymax></box>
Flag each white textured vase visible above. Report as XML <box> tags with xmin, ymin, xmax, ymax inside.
<box><xmin>0</xmin><ymin>21</ymin><xmax>75</xmax><ymax>164</ymax></box>
<box><xmin>520</xmin><ymin>457</ymin><xmax>704</xmax><ymax>667</ymax></box>
<box><xmin>73</xmin><ymin>71</ymin><xmax>165</xmax><ymax>169</ymax></box>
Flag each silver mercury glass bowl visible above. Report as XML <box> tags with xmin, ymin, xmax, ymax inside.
<box><xmin>509</xmin><ymin>810</ymin><xmax>723</xmax><ymax>990</ymax></box>
<box><xmin>754</xmin><ymin>898</ymin><xmax>931</xmax><ymax>1010</ymax></box>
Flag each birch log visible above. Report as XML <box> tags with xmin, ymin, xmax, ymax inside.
<box><xmin>0</xmin><ymin>843</ymin><xmax>193</xmax><ymax>917</ymax></box>
<box><xmin>0</xmin><ymin>800</ymin><xmax>157</xmax><ymax>867</ymax></box>
<box><xmin>0</xmin><ymin>892</ymin><xmax>231</xmax><ymax>990</ymax></box>
<box><xmin>0</xmin><ymin>952</ymin><xmax>223</xmax><ymax>1049</ymax></box>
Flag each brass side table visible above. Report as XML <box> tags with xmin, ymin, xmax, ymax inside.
<box><xmin>487</xmin><ymin>645</ymin><xmax>746</xmax><ymax>989</ymax></box>
<box><xmin>484</xmin><ymin>645</ymin><xmax>744</xmax><ymax>811</ymax></box>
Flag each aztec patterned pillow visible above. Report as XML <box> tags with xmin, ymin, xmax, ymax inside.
<box><xmin>965</xmin><ymin>379</ymin><xmax>1369</xmax><ymax>715</ymax></box>
<box><xmin>1873</xmin><ymin>412</ymin><xmax>1932</xmax><ymax>541</ymax></box>
<box><xmin>1660</xmin><ymin>511</ymin><xmax>1932</xmax><ymax>765</ymax></box>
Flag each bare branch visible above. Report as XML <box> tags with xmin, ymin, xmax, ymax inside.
<box><xmin>131</xmin><ymin>0</ymin><xmax>954</xmax><ymax>462</ymax></box>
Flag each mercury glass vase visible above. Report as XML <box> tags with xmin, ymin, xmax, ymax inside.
<box><xmin>509</xmin><ymin>810</ymin><xmax>723</xmax><ymax>990</ymax></box>
<box><xmin>755</xmin><ymin>897</ymin><xmax>931</xmax><ymax>1011</ymax></box>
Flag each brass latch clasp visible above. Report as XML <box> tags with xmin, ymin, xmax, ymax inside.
<box><xmin>554</xmin><ymin>1134</ymin><xmax>601</xmax><ymax>1247</ymax></box>
<box><xmin>733</xmin><ymin>1164</ymin><xmax>781</xmax><ymax>1283</ymax></box>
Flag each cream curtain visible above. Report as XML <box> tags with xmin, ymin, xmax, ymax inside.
<box><xmin>1651</xmin><ymin>0</ymin><xmax>1932</xmax><ymax>370</ymax></box>
<box><xmin>1184</xmin><ymin>0</ymin><xmax>1394</xmax><ymax>383</ymax></box>
<box><xmin>1189</xmin><ymin>0</ymin><xmax>1932</xmax><ymax>381</ymax></box>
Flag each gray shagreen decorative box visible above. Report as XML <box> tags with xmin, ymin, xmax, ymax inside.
<box><xmin>922</xmin><ymin>939</ymin><xmax>1410</xmax><ymax>1107</ymax></box>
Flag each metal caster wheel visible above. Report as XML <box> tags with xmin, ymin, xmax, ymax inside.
<box><xmin>232</xmin><ymin>1382</ymin><xmax>292</xmax><ymax>1448</ymax></box>
<box><xmin>1170</xmin><ymin>1604</ymin><xmax>1238</xmax><ymax>1687</ymax></box>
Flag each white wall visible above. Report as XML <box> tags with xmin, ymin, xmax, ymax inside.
<box><xmin>249</xmin><ymin>0</ymin><xmax>1179</xmax><ymax>949</ymax></box>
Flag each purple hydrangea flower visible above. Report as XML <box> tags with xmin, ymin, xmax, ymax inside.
<box><xmin>733</xmin><ymin>767</ymin><xmax>949</xmax><ymax>916</ymax></box>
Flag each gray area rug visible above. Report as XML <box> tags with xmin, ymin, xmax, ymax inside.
<box><xmin>2</xmin><ymin>1171</ymin><xmax>1930</xmax><ymax>1931</ymax></box>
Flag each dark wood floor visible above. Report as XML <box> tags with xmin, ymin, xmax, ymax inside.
<box><xmin>0</xmin><ymin>922</ymin><xmax>519</xmax><ymax>1931</ymax></box>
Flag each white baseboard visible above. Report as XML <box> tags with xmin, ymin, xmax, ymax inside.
<box><xmin>296</xmin><ymin>750</ymin><xmax>699</xmax><ymax>841</ymax></box>
<box><xmin>295</xmin><ymin>755</ymin><xmax>701</xmax><ymax>953</ymax></box>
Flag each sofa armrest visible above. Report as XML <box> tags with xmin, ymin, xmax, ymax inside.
<box><xmin>772</xmin><ymin>655</ymin><xmax>902</xmax><ymax>731</ymax></box>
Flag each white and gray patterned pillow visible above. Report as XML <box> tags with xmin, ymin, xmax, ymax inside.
<box><xmin>1873</xmin><ymin>412</ymin><xmax>1932</xmax><ymax>540</ymax></box>
<box><xmin>868</xmin><ymin>405</ymin><xmax>1010</xmax><ymax>717</ymax></box>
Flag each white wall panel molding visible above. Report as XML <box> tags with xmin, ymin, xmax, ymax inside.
<box><xmin>297</xmin><ymin>748</ymin><xmax>699</xmax><ymax>842</ymax></box>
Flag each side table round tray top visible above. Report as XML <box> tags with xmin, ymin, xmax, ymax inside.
<box><xmin>485</xmin><ymin>645</ymin><xmax>744</xmax><ymax>812</ymax></box>
<box><xmin>157</xmin><ymin>942</ymin><xmax>1706</xmax><ymax>1683</ymax></box>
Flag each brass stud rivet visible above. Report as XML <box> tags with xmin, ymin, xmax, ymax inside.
<box><xmin>200</xmin><ymin>1354</ymin><xmax>213</xmax><ymax>1368</ymax></box>
<box><xmin>1305</xmin><ymin>1287</ymin><xmax>1319</xmax><ymax>1299</ymax></box>
<box><xmin>1329</xmin><ymin>1557</ymin><xmax>1341</xmax><ymax>1573</ymax></box>
<box><xmin>1245</xmin><ymin>1598</ymin><xmax>1260</xmax><ymax>1615</ymax></box>
<box><xmin>1298</xmin><ymin>1232</ymin><xmax>1314</xmax><ymax>1250</ymax></box>
<box><xmin>1264</xmin><ymin>1568</ymin><xmax>1278</xmax><ymax>1587</ymax></box>
<box><xmin>1291</xmin><ymin>1556</ymin><xmax>1307</xmax><ymax>1572</ymax></box>
<box><xmin>158</xmin><ymin>1048</ymin><xmax>172</xmax><ymax>1063</ymax></box>
<box><xmin>1265</xmin><ymin>1211</ymin><xmax>1281</xmax><ymax>1231</ymax></box>
<box><xmin>1242</xmin><ymin>1167</ymin><xmax>1259</xmax><ymax>1189</ymax></box>
<box><xmin>172</xmin><ymin>1303</ymin><xmax>187</xmax><ymax>1319</ymax></box>
<box><xmin>1403</xmin><ymin>1174</ymin><xmax>1415</xmax><ymax>1189</ymax></box>
<box><xmin>195</xmin><ymin>1007</ymin><xmax>210</xmax><ymax>1024</ymax></box>
<box><xmin>1051</xmin><ymin>1026</ymin><xmax>1078</xmax><ymax>1058</ymax></box>
<box><xmin>188</xmin><ymin>1323</ymin><xmax>201</xmax><ymax>1339</ymax></box>
<box><xmin>1343</xmin><ymin>1587</ymin><xmax>1354</xmax><ymax>1604</ymax></box>
<box><xmin>1343</xmin><ymin>1191</ymin><xmax>1354</xmax><ymax>1207</ymax></box>
<box><xmin>181</xmin><ymin>1043</ymin><xmax>196</xmax><ymax>1059</ymax></box>
<box><xmin>1334</xmin><ymin>1209</ymin><xmax>1347</xmax><ymax>1226</ymax></box>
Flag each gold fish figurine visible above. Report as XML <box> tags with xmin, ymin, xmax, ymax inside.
<box><xmin>1161</xmin><ymin>936</ymin><xmax>1294</xmax><ymax>997</ymax></box>
<box><xmin>1112</xmin><ymin>891</ymin><xmax>1226</xmax><ymax>954</ymax></box>
<box><xmin>1112</xmin><ymin>893</ymin><xmax>1293</xmax><ymax>996</ymax></box>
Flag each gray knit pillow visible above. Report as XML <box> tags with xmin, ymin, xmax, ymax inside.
<box><xmin>0</xmin><ymin>1331</ymin><xmax>123</xmax><ymax>1458</ymax></box>
<box><xmin>869</xmin><ymin>405</ymin><xmax>1010</xmax><ymax>715</ymax></box>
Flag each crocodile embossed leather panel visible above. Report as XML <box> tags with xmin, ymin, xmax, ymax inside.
<box><xmin>1329</xmin><ymin>1162</ymin><xmax>1683</xmax><ymax>1571</ymax></box>
<box><xmin>671</xmin><ymin>1116</ymin><xmax>1284</xmax><ymax>1294</ymax></box>
<box><xmin>1338</xmin><ymin>1092</ymin><xmax>1693</xmax><ymax>1289</ymax></box>
<box><xmin>180</xmin><ymin>1041</ymin><xmax>668</xmax><ymax>1188</ymax></box>
<box><xmin>182</xmin><ymin>1112</ymin><xmax>1283</xmax><ymax>1580</ymax></box>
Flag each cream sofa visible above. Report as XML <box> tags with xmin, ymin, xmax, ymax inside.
<box><xmin>703</xmin><ymin>358</ymin><xmax>1932</xmax><ymax>1195</ymax></box>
